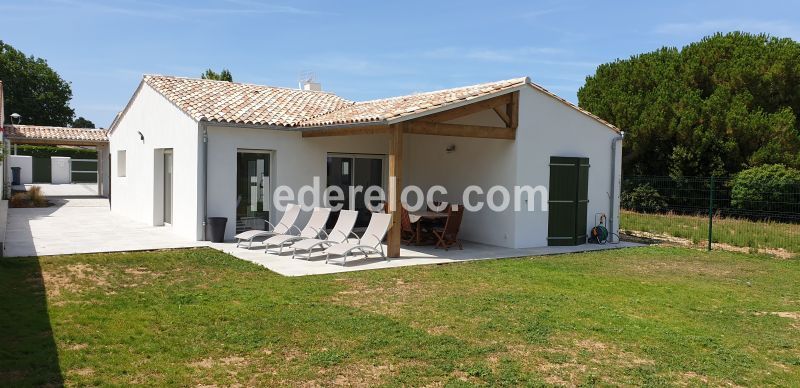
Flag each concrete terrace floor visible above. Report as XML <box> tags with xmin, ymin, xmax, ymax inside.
<box><xmin>5</xmin><ymin>196</ymin><xmax>205</xmax><ymax>257</ymax></box>
<box><xmin>19</xmin><ymin>183</ymin><xmax>99</xmax><ymax>197</ymax></box>
<box><xmin>4</xmin><ymin>183</ymin><xmax>640</xmax><ymax>274</ymax></box>
<box><xmin>211</xmin><ymin>240</ymin><xmax>641</xmax><ymax>276</ymax></box>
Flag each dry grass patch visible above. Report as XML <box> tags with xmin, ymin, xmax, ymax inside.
<box><xmin>41</xmin><ymin>263</ymin><xmax>169</xmax><ymax>299</ymax></box>
<box><xmin>627</xmin><ymin>259</ymin><xmax>738</xmax><ymax>278</ymax></box>
<box><xmin>329</xmin><ymin>277</ymin><xmax>428</xmax><ymax>311</ymax></box>
<box><xmin>484</xmin><ymin>337</ymin><xmax>655</xmax><ymax>386</ymax></box>
<box><xmin>41</xmin><ymin>264</ymin><xmax>111</xmax><ymax>297</ymax></box>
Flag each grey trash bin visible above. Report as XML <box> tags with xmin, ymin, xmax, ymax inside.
<box><xmin>11</xmin><ymin>167</ymin><xmax>21</xmax><ymax>186</ymax></box>
<box><xmin>207</xmin><ymin>217</ymin><xmax>228</xmax><ymax>243</ymax></box>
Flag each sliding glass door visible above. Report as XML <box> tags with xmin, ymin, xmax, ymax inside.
<box><xmin>326</xmin><ymin>154</ymin><xmax>385</xmax><ymax>228</ymax></box>
<box><xmin>236</xmin><ymin>151</ymin><xmax>271</xmax><ymax>233</ymax></box>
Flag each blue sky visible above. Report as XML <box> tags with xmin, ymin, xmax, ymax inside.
<box><xmin>2</xmin><ymin>0</ymin><xmax>799</xmax><ymax>128</ymax></box>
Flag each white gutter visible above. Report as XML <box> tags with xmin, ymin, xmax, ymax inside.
<box><xmin>608</xmin><ymin>131</ymin><xmax>624</xmax><ymax>239</ymax></box>
<box><xmin>200</xmin><ymin>122</ymin><xmax>209</xmax><ymax>240</ymax></box>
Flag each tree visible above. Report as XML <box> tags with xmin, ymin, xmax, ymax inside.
<box><xmin>201</xmin><ymin>68</ymin><xmax>233</xmax><ymax>82</ymax></box>
<box><xmin>71</xmin><ymin>116</ymin><xmax>95</xmax><ymax>128</ymax></box>
<box><xmin>0</xmin><ymin>40</ymin><xmax>74</xmax><ymax>126</ymax></box>
<box><xmin>578</xmin><ymin>32</ymin><xmax>800</xmax><ymax>177</ymax></box>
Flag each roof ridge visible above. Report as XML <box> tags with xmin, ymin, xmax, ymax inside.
<box><xmin>352</xmin><ymin>76</ymin><xmax>529</xmax><ymax>105</ymax></box>
<box><xmin>143</xmin><ymin>74</ymin><xmax>344</xmax><ymax>97</ymax></box>
<box><xmin>5</xmin><ymin>124</ymin><xmax>107</xmax><ymax>131</ymax></box>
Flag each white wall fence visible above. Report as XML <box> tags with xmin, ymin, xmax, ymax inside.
<box><xmin>7</xmin><ymin>155</ymin><xmax>32</xmax><ymax>184</ymax></box>
<box><xmin>7</xmin><ymin>155</ymin><xmax>97</xmax><ymax>185</ymax></box>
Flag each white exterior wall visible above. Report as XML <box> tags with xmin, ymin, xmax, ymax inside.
<box><xmin>108</xmin><ymin>83</ymin><xmax>201</xmax><ymax>240</ymax></box>
<box><xmin>513</xmin><ymin>86</ymin><xmax>621</xmax><ymax>248</ymax></box>
<box><xmin>51</xmin><ymin>156</ymin><xmax>71</xmax><ymax>184</ymax></box>
<box><xmin>8</xmin><ymin>155</ymin><xmax>32</xmax><ymax>184</ymax></box>
<box><xmin>206</xmin><ymin>126</ymin><xmax>389</xmax><ymax>240</ymax></box>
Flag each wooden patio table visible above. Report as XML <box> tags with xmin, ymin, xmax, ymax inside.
<box><xmin>409</xmin><ymin>211</ymin><xmax>449</xmax><ymax>245</ymax></box>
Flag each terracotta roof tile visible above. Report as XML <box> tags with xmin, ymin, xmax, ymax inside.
<box><xmin>298</xmin><ymin>77</ymin><xmax>529</xmax><ymax>127</ymax></box>
<box><xmin>143</xmin><ymin>75</ymin><xmax>353</xmax><ymax>126</ymax></box>
<box><xmin>137</xmin><ymin>75</ymin><xmax>621</xmax><ymax>134</ymax></box>
<box><xmin>4</xmin><ymin>125</ymin><xmax>108</xmax><ymax>143</ymax></box>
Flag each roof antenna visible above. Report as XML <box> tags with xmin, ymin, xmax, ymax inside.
<box><xmin>298</xmin><ymin>71</ymin><xmax>321</xmax><ymax>91</ymax></box>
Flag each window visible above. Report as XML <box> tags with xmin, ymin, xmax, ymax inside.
<box><xmin>326</xmin><ymin>154</ymin><xmax>385</xmax><ymax>228</ymax></box>
<box><xmin>117</xmin><ymin>150</ymin><xmax>127</xmax><ymax>177</ymax></box>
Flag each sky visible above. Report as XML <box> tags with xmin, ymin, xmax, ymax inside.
<box><xmin>2</xmin><ymin>0</ymin><xmax>800</xmax><ymax>128</ymax></box>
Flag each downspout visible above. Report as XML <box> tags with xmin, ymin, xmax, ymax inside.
<box><xmin>608</xmin><ymin>130</ymin><xmax>625</xmax><ymax>240</ymax></box>
<box><xmin>201</xmin><ymin>122</ymin><xmax>209</xmax><ymax>240</ymax></box>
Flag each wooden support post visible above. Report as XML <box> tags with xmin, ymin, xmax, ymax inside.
<box><xmin>508</xmin><ymin>91</ymin><xmax>519</xmax><ymax>129</ymax></box>
<box><xmin>387</xmin><ymin>123</ymin><xmax>403</xmax><ymax>258</ymax></box>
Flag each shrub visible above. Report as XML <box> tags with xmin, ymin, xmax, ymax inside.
<box><xmin>621</xmin><ymin>183</ymin><xmax>668</xmax><ymax>213</ymax></box>
<box><xmin>28</xmin><ymin>186</ymin><xmax>48</xmax><ymax>207</ymax></box>
<box><xmin>730</xmin><ymin>164</ymin><xmax>800</xmax><ymax>213</ymax></box>
<box><xmin>10</xmin><ymin>192</ymin><xmax>30</xmax><ymax>207</ymax></box>
<box><xmin>9</xmin><ymin>186</ymin><xmax>49</xmax><ymax>208</ymax></box>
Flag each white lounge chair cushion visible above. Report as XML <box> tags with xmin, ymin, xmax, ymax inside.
<box><xmin>235</xmin><ymin>229</ymin><xmax>273</xmax><ymax>240</ymax></box>
<box><xmin>292</xmin><ymin>238</ymin><xmax>327</xmax><ymax>250</ymax></box>
<box><xmin>265</xmin><ymin>234</ymin><xmax>301</xmax><ymax>245</ymax></box>
<box><xmin>325</xmin><ymin>242</ymin><xmax>366</xmax><ymax>256</ymax></box>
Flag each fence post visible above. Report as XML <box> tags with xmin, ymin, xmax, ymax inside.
<box><xmin>708</xmin><ymin>176</ymin><xmax>714</xmax><ymax>251</ymax></box>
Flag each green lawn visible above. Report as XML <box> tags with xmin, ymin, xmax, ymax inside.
<box><xmin>621</xmin><ymin>210</ymin><xmax>800</xmax><ymax>257</ymax></box>
<box><xmin>2</xmin><ymin>247</ymin><xmax>799</xmax><ymax>386</ymax></box>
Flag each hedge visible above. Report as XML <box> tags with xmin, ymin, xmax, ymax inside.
<box><xmin>730</xmin><ymin>164</ymin><xmax>800</xmax><ymax>213</ymax></box>
<box><xmin>13</xmin><ymin>145</ymin><xmax>96</xmax><ymax>159</ymax></box>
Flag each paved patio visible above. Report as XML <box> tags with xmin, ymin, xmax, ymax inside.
<box><xmin>5</xmin><ymin>197</ymin><xmax>204</xmax><ymax>257</ymax></box>
<box><xmin>210</xmin><ymin>239</ymin><xmax>641</xmax><ymax>276</ymax></box>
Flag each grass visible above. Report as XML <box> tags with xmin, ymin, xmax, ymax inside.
<box><xmin>2</xmin><ymin>247</ymin><xmax>799</xmax><ymax>385</ymax></box>
<box><xmin>621</xmin><ymin>210</ymin><xmax>800</xmax><ymax>256</ymax></box>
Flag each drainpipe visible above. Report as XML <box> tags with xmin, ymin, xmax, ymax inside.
<box><xmin>201</xmin><ymin>123</ymin><xmax>209</xmax><ymax>240</ymax></box>
<box><xmin>608</xmin><ymin>131</ymin><xmax>624</xmax><ymax>239</ymax></box>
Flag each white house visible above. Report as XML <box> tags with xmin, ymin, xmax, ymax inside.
<box><xmin>108</xmin><ymin>75</ymin><xmax>622</xmax><ymax>256</ymax></box>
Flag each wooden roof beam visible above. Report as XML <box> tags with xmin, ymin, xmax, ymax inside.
<box><xmin>301</xmin><ymin>125</ymin><xmax>390</xmax><ymax>138</ymax></box>
<box><xmin>405</xmin><ymin>121</ymin><xmax>515</xmax><ymax>140</ymax></box>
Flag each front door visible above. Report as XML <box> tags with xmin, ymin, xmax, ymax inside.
<box><xmin>236</xmin><ymin>151</ymin><xmax>271</xmax><ymax>233</ymax></box>
<box><xmin>163</xmin><ymin>150</ymin><xmax>173</xmax><ymax>224</ymax></box>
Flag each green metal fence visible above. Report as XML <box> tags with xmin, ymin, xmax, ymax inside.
<box><xmin>620</xmin><ymin>176</ymin><xmax>800</xmax><ymax>258</ymax></box>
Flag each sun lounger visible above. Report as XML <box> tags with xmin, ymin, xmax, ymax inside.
<box><xmin>290</xmin><ymin>210</ymin><xmax>359</xmax><ymax>260</ymax></box>
<box><xmin>263</xmin><ymin>207</ymin><xmax>331</xmax><ymax>254</ymax></box>
<box><xmin>233</xmin><ymin>204</ymin><xmax>300</xmax><ymax>248</ymax></box>
<box><xmin>324</xmin><ymin>212</ymin><xmax>392</xmax><ymax>266</ymax></box>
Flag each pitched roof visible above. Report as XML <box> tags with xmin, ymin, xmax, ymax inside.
<box><xmin>297</xmin><ymin>77</ymin><xmax>529</xmax><ymax>127</ymax></box>
<box><xmin>135</xmin><ymin>75</ymin><xmax>621</xmax><ymax>134</ymax></box>
<box><xmin>143</xmin><ymin>75</ymin><xmax>353</xmax><ymax>126</ymax></box>
<box><xmin>4</xmin><ymin>124</ymin><xmax>108</xmax><ymax>143</ymax></box>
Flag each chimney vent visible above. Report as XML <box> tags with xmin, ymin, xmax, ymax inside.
<box><xmin>298</xmin><ymin>71</ymin><xmax>321</xmax><ymax>92</ymax></box>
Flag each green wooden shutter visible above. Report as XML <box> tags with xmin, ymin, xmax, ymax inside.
<box><xmin>547</xmin><ymin>156</ymin><xmax>590</xmax><ymax>246</ymax></box>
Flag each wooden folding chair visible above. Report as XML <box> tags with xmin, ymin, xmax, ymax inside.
<box><xmin>432</xmin><ymin>205</ymin><xmax>464</xmax><ymax>250</ymax></box>
<box><xmin>400</xmin><ymin>206</ymin><xmax>417</xmax><ymax>245</ymax></box>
